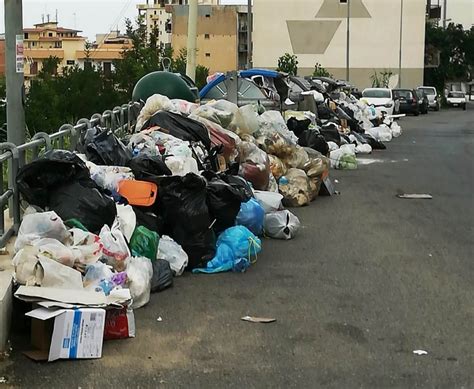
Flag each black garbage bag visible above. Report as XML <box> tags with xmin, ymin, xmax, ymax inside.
<box><xmin>317</xmin><ymin>103</ymin><xmax>338</xmax><ymax>120</ymax></box>
<box><xmin>202</xmin><ymin>171</ymin><xmax>244</xmax><ymax>233</ymax></box>
<box><xmin>16</xmin><ymin>150</ymin><xmax>90</xmax><ymax>209</ymax></box>
<box><xmin>151</xmin><ymin>259</ymin><xmax>173</xmax><ymax>293</ymax></box>
<box><xmin>286</xmin><ymin>117</ymin><xmax>311</xmax><ymax>138</ymax></box>
<box><xmin>143</xmin><ymin>111</ymin><xmax>211</xmax><ymax>151</ymax></box>
<box><xmin>320</xmin><ymin>123</ymin><xmax>341</xmax><ymax>145</ymax></box>
<box><xmin>158</xmin><ymin>173</ymin><xmax>216</xmax><ymax>269</ymax></box>
<box><xmin>297</xmin><ymin>129</ymin><xmax>329</xmax><ymax>155</ymax></box>
<box><xmin>49</xmin><ymin>180</ymin><xmax>116</xmax><ymax>234</ymax></box>
<box><xmin>128</xmin><ymin>154</ymin><xmax>172</xmax><ymax>179</ymax></box>
<box><xmin>132</xmin><ymin>206</ymin><xmax>164</xmax><ymax>235</ymax></box>
<box><xmin>84</xmin><ymin>128</ymin><xmax>132</xmax><ymax>166</ymax></box>
<box><xmin>219</xmin><ymin>173</ymin><xmax>253</xmax><ymax>202</ymax></box>
<box><xmin>362</xmin><ymin>133</ymin><xmax>386</xmax><ymax>150</ymax></box>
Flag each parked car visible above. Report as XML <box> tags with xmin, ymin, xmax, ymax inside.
<box><xmin>417</xmin><ymin>86</ymin><xmax>440</xmax><ymax>111</ymax></box>
<box><xmin>361</xmin><ymin>88</ymin><xmax>400</xmax><ymax>116</ymax></box>
<box><xmin>415</xmin><ymin>90</ymin><xmax>429</xmax><ymax>114</ymax></box>
<box><xmin>393</xmin><ymin>89</ymin><xmax>420</xmax><ymax>116</ymax></box>
<box><xmin>446</xmin><ymin>91</ymin><xmax>467</xmax><ymax>110</ymax></box>
<box><xmin>200</xmin><ymin>69</ymin><xmax>289</xmax><ymax>110</ymax></box>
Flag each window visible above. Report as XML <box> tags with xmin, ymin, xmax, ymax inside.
<box><xmin>24</xmin><ymin>32</ymin><xmax>29</xmax><ymax>39</ymax></box>
<box><xmin>84</xmin><ymin>61</ymin><xmax>92</xmax><ymax>70</ymax></box>
<box><xmin>205</xmin><ymin>52</ymin><xmax>211</xmax><ymax>57</ymax></box>
<box><xmin>204</xmin><ymin>34</ymin><xmax>210</xmax><ymax>39</ymax></box>
<box><xmin>103</xmin><ymin>62</ymin><xmax>112</xmax><ymax>77</ymax></box>
<box><xmin>154</xmin><ymin>10</ymin><xmax>157</xmax><ymax>15</ymax></box>
<box><xmin>54</xmin><ymin>41</ymin><xmax>62</xmax><ymax>48</ymax></box>
<box><xmin>205</xmin><ymin>14</ymin><xmax>210</xmax><ymax>18</ymax></box>
<box><xmin>48</xmin><ymin>32</ymin><xmax>53</xmax><ymax>37</ymax></box>
<box><xmin>362</xmin><ymin>89</ymin><xmax>391</xmax><ymax>98</ymax></box>
<box><xmin>32</xmin><ymin>41</ymin><xmax>36</xmax><ymax>47</ymax></box>
<box><xmin>66</xmin><ymin>59</ymin><xmax>75</xmax><ymax>65</ymax></box>
<box><xmin>340</xmin><ymin>0</ymin><xmax>348</xmax><ymax>3</ymax></box>
<box><xmin>30</xmin><ymin>61</ymin><xmax>38</xmax><ymax>75</ymax></box>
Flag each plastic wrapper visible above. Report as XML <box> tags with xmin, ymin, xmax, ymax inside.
<box><xmin>238</xmin><ymin>141</ymin><xmax>270</xmax><ymax>191</ymax></box>
<box><xmin>87</xmin><ymin>162</ymin><xmax>134</xmax><ymax>192</ymax></box>
<box><xmin>264</xmin><ymin>210</ymin><xmax>301</xmax><ymax>240</ymax></box>
<box><xmin>193</xmin><ymin>226</ymin><xmax>261</xmax><ymax>274</ymax></box>
<box><xmin>268</xmin><ymin>155</ymin><xmax>287</xmax><ymax>180</ymax></box>
<box><xmin>170</xmin><ymin>98</ymin><xmax>199</xmax><ymax>116</ymax></box>
<box><xmin>235</xmin><ymin>198</ymin><xmax>265</xmax><ymax>235</ymax></box>
<box><xmin>126</xmin><ymin>256</ymin><xmax>153</xmax><ymax>309</ymax></box>
<box><xmin>136</xmin><ymin>94</ymin><xmax>174</xmax><ymax>131</ymax></box>
<box><xmin>278</xmin><ymin>168</ymin><xmax>312</xmax><ymax>207</ymax></box>
<box><xmin>130</xmin><ymin>225</ymin><xmax>159</xmax><ymax>261</ymax></box>
<box><xmin>99</xmin><ymin>225</ymin><xmax>131</xmax><ymax>272</ymax></box>
<box><xmin>156</xmin><ymin>235</ymin><xmax>189</xmax><ymax>276</ymax></box>
<box><xmin>127</xmin><ymin>132</ymin><xmax>159</xmax><ymax>156</ymax></box>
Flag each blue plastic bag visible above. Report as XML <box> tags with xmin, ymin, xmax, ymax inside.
<box><xmin>193</xmin><ymin>226</ymin><xmax>261</xmax><ymax>274</ymax></box>
<box><xmin>235</xmin><ymin>198</ymin><xmax>264</xmax><ymax>235</ymax></box>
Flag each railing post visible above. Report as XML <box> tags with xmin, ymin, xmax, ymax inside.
<box><xmin>0</xmin><ymin>143</ymin><xmax>20</xmax><ymax>231</ymax></box>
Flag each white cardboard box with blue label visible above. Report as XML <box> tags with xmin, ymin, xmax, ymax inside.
<box><xmin>25</xmin><ymin>307</ymin><xmax>106</xmax><ymax>362</ymax></box>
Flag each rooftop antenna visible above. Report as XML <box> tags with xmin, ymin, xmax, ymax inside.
<box><xmin>47</xmin><ymin>14</ymin><xmax>50</xmax><ymax>23</ymax></box>
<box><xmin>41</xmin><ymin>14</ymin><xmax>45</xmax><ymax>23</ymax></box>
<box><xmin>55</xmin><ymin>9</ymin><xmax>58</xmax><ymax>23</ymax></box>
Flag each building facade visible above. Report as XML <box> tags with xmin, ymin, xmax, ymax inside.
<box><xmin>253</xmin><ymin>0</ymin><xmax>427</xmax><ymax>89</ymax></box>
<box><xmin>0</xmin><ymin>35</ymin><xmax>5</xmax><ymax>76</ymax></box>
<box><xmin>23</xmin><ymin>21</ymin><xmax>86</xmax><ymax>78</ymax></box>
<box><xmin>171</xmin><ymin>4</ymin><xmax>249</xmax><ymax>73</ymax></box>
<box><xmin>427</xmin><ymin>0</ymin><xmax>473</xmax><ymax>30</ymax></box>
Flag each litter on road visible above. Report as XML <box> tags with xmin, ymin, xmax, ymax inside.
<box><xmin>397</xmin><ymin>194</ymin><xmax>433</xmax><ymax>199</ymax></box>
<box><xmin>9</xmin><ymin>73</ymin><xmax>407</xmax><ymax>361</ymax></box>
<box><xmin>413</xmin><ymin>350</ymin><xmax>429</xmax><ymax>356</ymax></box>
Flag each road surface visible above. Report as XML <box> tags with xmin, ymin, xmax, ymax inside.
<box><xmin>1</xmin><ymin>106</ymin><xmax>473</xmax><ymax>388</ymax></box>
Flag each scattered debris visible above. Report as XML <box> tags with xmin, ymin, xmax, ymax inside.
<box><xmin>334</xmin><ymin>179</ymin><xmax>339</xmax><ymax>183</ymax></box>
<box><xmin>241</xmin><ymin>316</ymin><xmax>276</xmax><ymax>323</ymax></box>
<box><xmin>397</xmin><ymin>194</ymin><xmax>433</xmax><ymax>199</ymax></box>
<box><xmin>428</xmin><ymin>253</ymin><xmax>433</xmax><ymax>257</ymax></box>
<box><xmin>413</xmin><ymin>349</ymin><xmax>428</xmax><ymax>356</ymax></box>
<box><xmin>0</xmin><ymin>377</ymin><xmax>7</xmax><ymax>384</ymax></box>
<box><xmin>157</xmin><ymin>316</ymin><xmax>163</xmax><ymax>322</ymax></box>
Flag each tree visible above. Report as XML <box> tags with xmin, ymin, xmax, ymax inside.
<box><xmin>172</xmin><ymin>48</ymin><xmax>209</xmax><ymax>89</ymax></box>
<box><xmin>277</xmin><ymin>53</ymin><xmax>298</xmax><ymax>76</ymax></box>
<box><xmin>312</xmin><ymin>63</ymin><xmax>332</xmax><ymax>78</ymax></box>
<box><xmin>424</xmin><ymin>23</ymin><xmax>474</xmax><ymax>93</ymax></box>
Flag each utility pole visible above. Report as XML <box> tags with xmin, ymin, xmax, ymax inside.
<box><xmin>247</xmin><ymin>0</ymin><xmax>252</xmax><ymax>69</ymax></box>
<box><xmin>345</xmin><ymin>0</ymin><xmax>350</xmax><ymax>82</ymax></box>
<box><xmin>442</xmin><ymin>0</ymin><xmax>447</xmax><ymax>28</ymax></box>
<box><xmin>4</xmin><ymin>0</ymin><xmax>25</xmax><ymax>146</ymax></box>
<box><xmin>398</xmin><ymin>0</ymin><xmax>404</xmax><ymax>88</ymax></box>
<box><xmin>185</xmin><ymin>0</ymin><xmax>198</xmax><ymax>81</ymax></box>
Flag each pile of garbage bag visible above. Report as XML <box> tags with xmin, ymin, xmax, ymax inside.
<box><xmin>12</xmin><ymin>86</ymin><xmax>404</xmax><ymax>357</ymax></box>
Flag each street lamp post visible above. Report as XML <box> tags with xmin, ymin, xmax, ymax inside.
<box><xmin>346</xmin><ymin>0</ymin><xmax>350</xmax><ymax>82</ymax></box>
<box><xmin>185</xmin><ymin>0</ymin><xmax>198</xmax><ymax>81</ymax></box>
<box><xmin>398</xmin><ymin>0</ymin><xmax>404</xmax><ymax>88</ymax></box>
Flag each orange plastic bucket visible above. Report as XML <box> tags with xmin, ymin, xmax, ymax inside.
<box><xmin>118</xmin><ymin>180</ymin><xmax>158</xmax><ymax>207</ymax></box>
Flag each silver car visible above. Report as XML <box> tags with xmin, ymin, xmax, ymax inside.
<box><xmin>417</xmin><ymin>86</ymin><xmax>440</xmax><ymax>111</ymax></box>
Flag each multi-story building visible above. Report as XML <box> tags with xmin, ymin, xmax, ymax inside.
<box><xmin>23</xmin><ymin>21</ymin><xmax>86</xmax><ymax>78</ymax></box>
<box><xmin>0</xmin><ymin>35</ymin><xmax>5</xmax><ymax>76</ymax></box>
<box><xmin>75</xmin><ymin>31</ymin><xmax>133</xmax><ymax>76</ymax></box>
<box><xmin>171</xmin><ymin>4</ymin><xmax>249</xmax><ymax>73</ymax></box>
<box><xmin>253</xmin><ymin>0</ymin><xmax>427</xmax><ymax>89</ymax></box>
<box><xmin>427</xmin><ymin>0</ymin><xmax>473</xmax><ymax>30</ymax></box>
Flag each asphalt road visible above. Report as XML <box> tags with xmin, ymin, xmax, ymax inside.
<box><xmin>1</xmin><ymin>106</ymin><xmax>473</xmax><ymax>388</ymax></box>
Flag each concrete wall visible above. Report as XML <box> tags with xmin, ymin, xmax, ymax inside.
<box><xmin>172</xmin><ymin>5</ymin><xmax>238</xmax><ymax>73</ymax></box>
<box><xmin>253</xmin><ymin>0</ymin><xmax>426</xmax><ymax>89</ymax></box>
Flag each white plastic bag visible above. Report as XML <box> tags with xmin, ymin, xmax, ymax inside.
<box><xmin>136</xmin><ymin>94</ymin><xmax>173</xmax><ymax>131</ymax></box>
<box><xmin>34</xmin><ymin>238</ymin><xmax>76</xmax><ymax>267</ymax></box>
<box><xmin>12</xmin><ymin>246</ymin><xmax>41</xmax><ymax>285</ymax></box>
<box><xmin>69</xmin><ymin>228</ymin><xmax>103</xmax><ymax>265</ymax></box>
<box><xmin>170</xmin><ymin>99</ymin><xmax>199</xmax><ymax>116</ymax></box>
<box><xmin>38</xmin><ymin>255</ymin><xmax>84</xmax><ymax>289</ymax></box>
<box><xmin>258</xmin><ymin>110</ymin><xmax>298</xmax><ymax>145</ymax></box>
<box><xmin>327</xmin><ymin>141</ymin><xmax>339</xmax><ymax>152</ymax></box>
<box><xmin>391</xmin><ymin>122</ymin><xmax>402</xmax><ymax>138</ymax></box>
<box><xmin>165</xmin><ymin>156</ymin><xmax>199</xmax><ymax>176</ymax></box>
<box><xmin>99</xmin><ymin>225</ymin><xmax>130</xmax><ymax>271</ymax></box>
<box><xmin>366</xmin><ymin>126</ymin><xmax>393</xmax><ymax>142</ymax></box>
<box><xmin>156</xmin><ymin>235</ymin><xmax>188</xmax><ymax>276</ymax></box>
<box><xmin>264</xmin><ymin>210</ymin><xmax>301</xmax><ymax>240</ymax></box>
<box><xmin>114</xmin><ymin>204</ymin><xmax>137</xmax><ymax>242</ymax></box>
<box><xmin>15</xmin><ymin>211</ymin><xmax>70</xmax><ymax>253</ymax></box>
<box><xmin>355</xmin><ymin>144</ymin><xmax>372</xmax><ymax>154</ymax></box>
<box><xmin>253</xmin><ymin>190</ymin><xmax>283</xmax><ymax>213</ymax></box>
<box><xmin>126</xmin><ymin>256</ymin><xmax>153</xmax><ymax>309</ymax></box>
<box><xmin>87</xmin><ymin>162</ymin><xmax>134</xmax><ymax>192</ymax></box>
<box><xmin>230</xmin><ymin>104</ymin><xmax>260</xmax><ymax>135</ymax></box>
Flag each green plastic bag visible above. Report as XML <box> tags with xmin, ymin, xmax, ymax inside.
<box><xmin>65</xmin><ymin>218</ymin><xmax>89</xmax><ymax>232</ymax></box>
<box><xmin>129</xmin><ymin>226</ymin><xmax>159</xmax><ymax>261</ymax></box>
<box><xmin>338</xmin><ymin>154</ymin><xmax>357</xmax><ymax>170</ymax></box>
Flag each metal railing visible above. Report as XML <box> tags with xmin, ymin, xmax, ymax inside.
<box><xmin>0</xmin><ymin>101</ymin><xmax>141</xmax><ymax>248</ymax></box>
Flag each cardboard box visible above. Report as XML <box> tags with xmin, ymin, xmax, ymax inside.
<box><xmin>25</xmin><ymin>307</ymin><xmax>106</xmax><ymax>362</ymax></box>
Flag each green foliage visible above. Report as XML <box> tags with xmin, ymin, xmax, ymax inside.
<box><xmin>424</xmin><ymin>23</ymin><xmax>474</xmax><ymax>92</ymax></box>
<box><xmin>312</xmin><ymin>63</ymin><xmax>332</xmax><ymax>78</ymax></box>
<box><xmin>277</xmin><ymin>53</ymin><xmax>298</xmax><ymax>76</ymax></box>
<box><xmin>370</xmin><ymin>70</ymin><xmax>393</xmax><ymax>88</ymax></box>
<box><xmin>171</xmin><ymin>48</ymin><xmax>209</xmax><ymax>89</ymax></box>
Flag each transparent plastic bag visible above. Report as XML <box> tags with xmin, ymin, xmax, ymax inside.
<box><xmin>264</xmin><ymin>210</ymin><xmax>301</xmax><ymax>240</ymax></box>
<box><xmin>99</xmin><ymin>225</ymin><xmax>130</xmax><ymax>271</ymax></box>
<box><xmin>258</xmin><ymin>110</ymin><xmax>298</xmax><ymax>145</ymax></box>
<box><xmin>253</xmin><ymin>190</ymin><xmax>283</xmax><ymax>213</ymax></box>
<box><xmin>15</xmin><ymin>211</ymin><xmax>70</xmax><ymax>253</ymax></box>
<box><xmin>156</xmin><ymin>235</ymin><xmax>189</xmax><ymax>276</ymax></box>
<box><xmin>69</xmin><ymin>228</ymin><xmax>103</xmax><ymax>265</ymax></box>
<box><xmin>268</xmin><ymin>155</ymin><xmax>287</xmax><ymax>179</ymax></box>
<box><xmin>33</xmin><ymin>238</ymin><xmax>76</xmax><ymax>267</ymax></box>
<box><xmin>126</xmin><ymin>256</ymin><xmax>153</xmax><ymax>309</ymax></box>
<box><xmin>136</xmin><ymin>94</ymin><xmax>173</xmax><ymax>131</ymax></box>
<box><xmin>278</xmin><ymin>168</ymin><xmax>312</xmax><ymax>207</ymax></box>
<box><xmin>192</xmin><ymin>105</ymin><xmax>234</xmax><ymax>128</ymax></box>
<box><xmin>238</xmin><ymin>141</ymin><xmax>270</xmax><ymax>191</ymax></box>
<box><xmin>170</xmin><ymin>99</ymin><xmax>199</xmax><ymax>116</ymax></box>
<box><xmin>230</xmin><ymin>104</ymin><xmax>260</xmax><ymax>135</ymax></box>
<box><xmin>87</xmin><ymin>162</ymin><xmax>134</xmax><ymax>192</ymax></box>
<box><xmin>281</xmin><ymin>146</ymin><xmax>309</xmax><ymax>169</ymax></box>
<box><xmin>83</xmin><ymin>262</ymin><xmax>115</xmax><ymax>294</ymax></box>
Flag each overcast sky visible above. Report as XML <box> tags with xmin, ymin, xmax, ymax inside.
<box><xmin>0</xmin><ymin>0</ymin><xmax>246</xmax><ymax>41</ymax></box>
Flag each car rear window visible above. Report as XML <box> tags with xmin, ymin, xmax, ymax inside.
<box><xmin>418</xmin><ymin>87</ymin><xmax>435</xmax><ymax>95</ymax></box>
<box><xmin>362</xmin><ymin>89</ymin><xmax>391</xmax><ymax>98</ymax></box>
<box><xmin>394</xmin><ymin>90</ymin><xmax>413</xmax><ymax>99</ymax></box>
<box><xmin>448</xmin><ymin>92</ymin><xmax>464</xmax><ymax>98</ymax></box>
